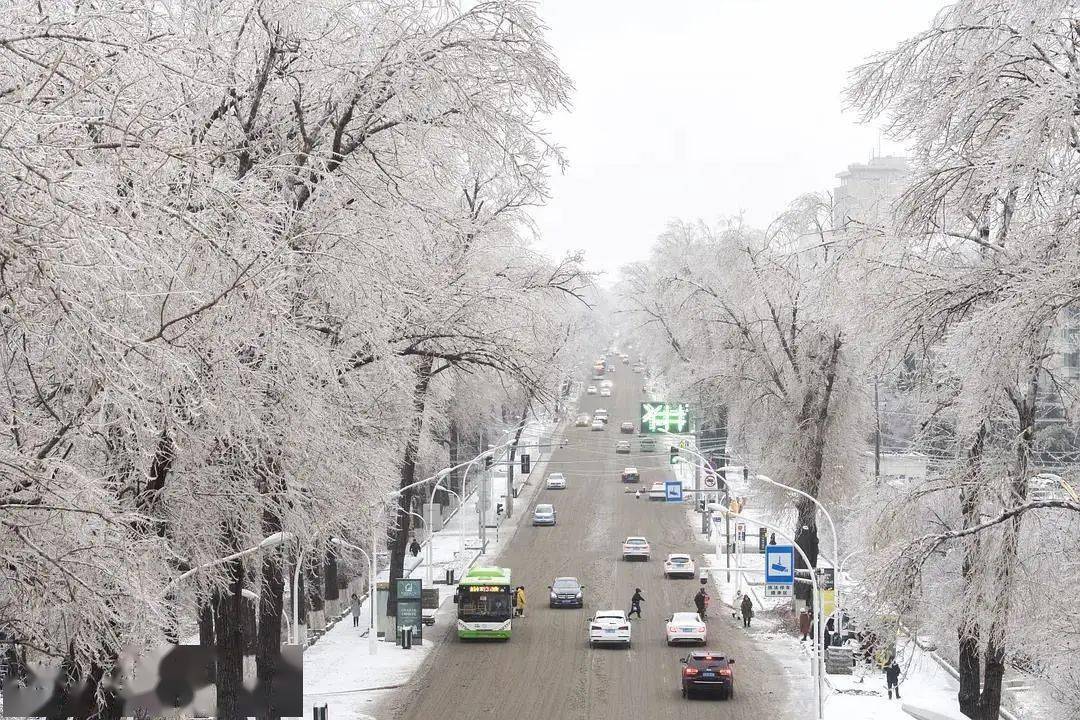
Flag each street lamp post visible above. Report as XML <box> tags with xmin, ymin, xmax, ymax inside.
<box><xmin>756</xmin><ymin>474</ymin><xmax>842</xmax><ymax>636</ymax></box>
<box><xmin>367</xmin><ymin>436</ymin><xmax>522</xmax><ymax>654</ymax></box>
<box><xmin>330</xmin><ymin>537</ymin><xmax>377</xmax><ymax>655</ymax></box>
<box><xmin>708</xmin><ymin>503</ymin><xmax>825</xmax><ymax>720</ymax></box>
<box><xmin>426</xmin><ymin>472</ymin><xmax>464</xmax><ymax>586</ymax></box>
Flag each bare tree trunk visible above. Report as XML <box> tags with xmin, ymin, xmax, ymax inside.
<box><xmin>957</xmin><ymin>423</ymin><xmax>987</xmax><ymax>719</ymax></box>
<box><xmin>324</xmin><ymin>550</ymin><xmax>339</xmax><ymax>606</ymax></box>
<box><xmin>388</xmin><ymin>356</ymin><xmax>436</xmax><ymax>613</ymax></box>
<box><xmin>256</xmin><ymin>550</ymin><xmax>284</xmax><ymax>720</ymax></box>
<box><xmin>214</xmin><ymin>558</ymin><xmax>245</xmax><ymax>720</ymax></box>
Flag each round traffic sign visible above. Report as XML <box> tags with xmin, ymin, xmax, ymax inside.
<box><xmin>704</xmin><ymin>474</ymin><xmax>717</xmax><ymax>488</ymax></box>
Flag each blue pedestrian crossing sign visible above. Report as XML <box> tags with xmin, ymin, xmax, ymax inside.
<box><xmin>765</xmin><ymin>545</ymin><xmax>795</xmax><ymax>584</ymax></box>
<box><xmin>664</xmin><ymin>480</ymin><xmax>683</xmax><ymax>502</ymax></box>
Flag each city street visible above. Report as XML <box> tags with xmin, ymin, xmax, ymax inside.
<box><xmin>375</xmin><ymin>362</ymin><xmax>808</xmax><ymax>720</ymax></box>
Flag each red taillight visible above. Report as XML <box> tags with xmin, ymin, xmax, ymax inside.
<box><xmin>683</xmin><ymin>667</ymin><xmax>699</xmax><ymax>676</ymax></box>
<box><xmin>719</xmin><ymin>668</ymin><xmax>732</xmax><ymax>676</ymax></box>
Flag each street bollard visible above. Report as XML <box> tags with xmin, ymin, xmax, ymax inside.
<box><xmin>313</xmin><ymin>704</ymin><xmax>328</xmax><ymax>720</ymax></box>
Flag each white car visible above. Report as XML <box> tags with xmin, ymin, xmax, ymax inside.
<box><xmin>622</xmin><ymin>536</ymin><xmax>651</xmax><ymax>560</ymax></box>
<box><xmin>575</xmin><ymin>414</ymin><xmax>591</xmax><ymax>427</ymax></box>
<box><xmin>599</xmin><ymin>387</ymin><xmax>611</xmax><ymax>397</ymax></box>
<box><xmin>615</xmin><ymin>440</ymin><xmax>631</xmax><ymax>454</ymax></box>
<box><xmin>586</xmin><ymin>385</ymin><xmax>597</xmax><ymax>395</ymax></box>
<box><xmin>589</xmin><ymin>610</ymin><xmax>632</xmax><ymax>647</ymax></box>
<box><xmin>648</xmin><ymin>482</ymin><xmax>667</xmax><ymax>500</ymax></box>
<box><xmin>591</xmin><ymin>418</ymin><xmax>605</xmax><ymax>431</ymax></box>
<box><xmin>532</xmin><ymin>503</ymin><xmax>556</xmax><ymax>526</ymax></box>
<box><xmin>546</xmin><ymin>473</ymin><xmax>567</xmax><ymax>490</ymax></box>
<box><xmin>594</xmin><ymin>409</ymin><xmax>609</xmax><ymax>423</ymax></box>
<box><xmin>664</xmin><ymin>553</ymin><xmax>696</xmax><ymax>579</ymax></box>
<box><xmin>665</xmin><ymin>611</ymin><xmax>707</xmax><ymax>646</ymax></box>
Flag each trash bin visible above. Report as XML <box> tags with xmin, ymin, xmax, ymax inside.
<box><xmin>445</xmin><ymin>568</ymin><xmax>455</xmax><ymax>585</ymax></box>
<box><xmin>399</xmin><ymin>626</ymin><xmax>413</xmax><ymax>649</ymax></box>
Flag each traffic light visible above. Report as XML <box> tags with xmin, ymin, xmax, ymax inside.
<box><xmin>520</xmin><ymin>454</ymin><xmax>530</xmax><ymax>474</ymax></box>
<box><xmin>669</xmin><ymin>446</ymin><xmax>679</xmax><ymax>465</ymax></box>
<box><xmin>496</xmin><ymin>502</ymin><xmax>504</xmax><ymax>516</ymax></box>
<box><xmin>484</xmin><ymin>454</ymin><xmax>493</xmax><ymax>469</ymax></box>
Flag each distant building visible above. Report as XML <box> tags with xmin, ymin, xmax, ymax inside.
<box><xmin>832</xmin><ymin>154</ymin><xmax>910</xmax><ymax>231</ymax></box>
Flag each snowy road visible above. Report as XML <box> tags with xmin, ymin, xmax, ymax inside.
<box><xmin>374</xmin><ymin>363</ymin><xmax>806</xmax><ymax>719</ymax></box>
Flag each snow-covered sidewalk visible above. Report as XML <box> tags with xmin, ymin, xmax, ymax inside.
<box><xmin>302</xmin><ymin>417</ymin><xmax>561</xmax><ymax>720</ymax></box>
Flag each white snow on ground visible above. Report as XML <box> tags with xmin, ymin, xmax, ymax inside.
<box><xmin>301</xmin><ymin>417</ymin><xmax>559</xmax><ymax>720</ymax></box>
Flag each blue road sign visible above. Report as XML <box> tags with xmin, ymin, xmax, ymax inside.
<box><xmin>765</xmin><ymin>545</ymin><xmax>795</xmax><ymax>585</ymax></box>
<box><xmin>664</xmin><ymin>480</ymin><xmax>683</xmax><ymax>502</ymax></box>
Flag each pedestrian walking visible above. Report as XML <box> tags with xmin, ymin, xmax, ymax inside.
<box><xmin>694</xmin><ymin>588</ymin><xmax>707</xmax><ymax>619</ymax></box>
<box><xmin>628</xmin><ymin>588</ymin><xmax>644</xmax><ymax>619</ymax></box>
<box><xmin>825</xmin><ymin>615</ymin><xmax>836</xmax><ymax>647</ymax></box>
<box><xmin>798</xmin><ymin>608</ymin><xmax>812</xmax><ymax>641</ymax></box>
<box><xmin>409</xmin><ymin>537</ymin><xmax>421</xmax><ymax>557</ymax></box>
<box><xmin>514</xmin><ymin>585</ymin><xmax>526</xmax><ymax>618</ymax></box>
<box><xmin>885</xmin><ymin>660</ymin><xmax>902</xmax><ymax>699</ymax></box>
<box><xmin>350</xmin><ymin>593</ymin><xmax>362</xmax><ymax>628</ymax></box>
<box><xmin>740</xmin><ymin>594</ymin><xmax>754</xmax><ymax>628</ymax></box>
<box><xmin>768</xmin><ymin>532</ymin><xmax>777</xmax><ymax>546</ymax></box>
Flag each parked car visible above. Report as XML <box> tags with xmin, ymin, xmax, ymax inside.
<box><xmin>666</xmin><ymin>612</ymin><xmax>707</xmax><ymax>645</ymax></box>
<box><xmin>615</xmin><ymin>440</ymin><xmax>631</xmax><ymax>454</ymax></box>
<box><xmin>622</xmin><ymin>536</ymin><xmax>650</xmax><ymax>560</ymax></box>
<box><xmin>620</xmin><ymin>422</ymin><xmax>635</xmax><ymax>434</ymax></box>
<box><xmin>680</xmin><ymin>651</ymin><xmax>735</xmax><ymax>699</ymax></box>
<box><xmin>648</xmin><ymin>482</ymin><xmax>667</xmax><ymax>500</ymax></box>
<box><xmin>639</xmin><ymin>436</ymin><xmax>656</xmax><ymax>451</ymax></box>
<box><xmin>546</xmin><ymin>473</ymin><xmax>567</xmax><ymax>490</ymax></box>
<box><xmin>621</xmin><ymin>467</ymin><xmax>640</xmax><ymax>483</ymax></box>
<box><xmin>586</xmin><ymin>385</ymin><xmax>597</xmax><ymax>395</ymax></box>
<box><xmin>532</xmin><ymin>503</ymin><xmax>556</xmax><ymax>526</ymax></box>
<box><xmin>549</xmin><ymin>576</ymin><xmax>585</xmax><ymax>608</ymax></box>
<box><xmin>591</xmin><ymin>418</ymin><xmax>605</xmax><ymax>431</ymax></box>
<box><xmin>589</xmin><ymin>610</ymin><xmax>631</xmax><ymax>647</ymax></box>
<box><xmin>575</xmin><ymin>414</ymin><xmax>591</xmax><ymax>427</ymax></box>
<box><xmin>664</xmin><ymin>553</ymin><xmax>696</xmax><ymax>578</ymax></box>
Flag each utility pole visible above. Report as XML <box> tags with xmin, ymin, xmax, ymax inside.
<box><xmin>874</xmin><ymin>378</ymin><xmax>881</xmax><ymax>481</ymax></box>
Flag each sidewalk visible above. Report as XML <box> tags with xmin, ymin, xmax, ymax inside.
<box><xmin>302</xmin><ymin>416</ymin><xmax>561</xmax><ymax>720</ymax></box>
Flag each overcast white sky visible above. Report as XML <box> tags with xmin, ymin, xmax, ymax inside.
<box><xmin>528</xmin><ymin>0</ymin><xmax>948</xmax><ymax>281</ymax></box>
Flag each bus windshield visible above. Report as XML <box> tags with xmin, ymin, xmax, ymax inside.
<box><xmin>458</xmin><ymin>586</ymin><xmax>512</xmax><ymax>622</ymax></box>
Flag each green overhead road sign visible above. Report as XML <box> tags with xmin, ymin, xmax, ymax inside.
<box><xmin>639</xmin><ymin>402</ymin><xmax>691</xmax><ymax>434</ymax></box>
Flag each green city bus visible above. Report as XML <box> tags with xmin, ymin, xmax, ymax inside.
<box><xmin>454</xmin><ymin>567</ymin><xmax>513</xmax><ymax>640</ymax></box>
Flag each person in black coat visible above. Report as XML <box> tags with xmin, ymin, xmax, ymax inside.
<box><xmin>739</xmin><ymin>594</ymin><xmax>754</xmax><ymax>627</ymax></box>
<box><xmin>409</xmin><ymin>537</ymin><xmax>421</xmax><ymax>557</ymax></box>
<box><xmin>694</xmin><ymin>589</ymin><xmax>707</xmax><ymax>619</ymax></box>
<box><xmin>885</xmin><ymin>660</ymin><xmax>902</xmax><ymax>699</ymax></box>
<box><xmin>628</xmin><ymin>589</ymin><xmax>644</xmax><ymax>618</ymax></box>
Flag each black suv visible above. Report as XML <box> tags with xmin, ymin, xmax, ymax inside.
<box><xmin>680</xmin><ymin>651</ymin><xmax>735</xmax><ymax>699</ymax></box>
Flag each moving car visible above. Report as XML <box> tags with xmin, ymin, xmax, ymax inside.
<box><xmin>621</xmin><ymin>467</ymin><xmax>640</xmax><ymax>483</ymax></box>
<box><xmin>620</xmin><ymin>422</ymin><xmax>635</xmax><ymax>434</ymax></box>
<box><xmin>549</xmin><ymin>577</ymin><xmax>584</xmax><ymax>608</ymax></box>
<box><xmin>632</xmin><ymin>364</ymin><xmax>644</xmax><ymax>373</ymax></box>
<box><xmin>588</xmin><ymin>610</ymin><xmax>631</xmax><ymax>647</ymax></box>
<box><xmin>575</xmin><ymin>414</ymin><xmax>591</xmax><ymax>427</ymax></box>
<box><xmin>615</xmin><ymin>440</ymin><xmax>631</xmax><ymax>454</ymax></box>
<box><xmin>586</xmin><ymin>385</ymin><xmax>597</xmax><ymax>395</ymax></box>
<box><xmin>599</xmin><ymin>386</ymin><xmax>612</xmax><ymax>397</ymax></box>
<box><xmin>592</xmin><ymin>373</ymin><xmax>604</xmax><ymax>382</ymax></box>
<box><xmin>639</xmin><ymin>436</ymin><xmax>656</xmax><ymax>451</ymax></box>
<box><xmin>648</xmin><ymin>482</ymin><xmax>667</xmax><ymax>500</ymax></box>
<box><xmin>546</xmin><ymin>473</ymin><xmax>567</xmax><ymax>490</ymax></box>
<box><xmin>594</xmin><ymin>409</ymin><xmax>609</xmax><ymax>423</ymax></box>
<box><xmin>622</xmin><ymin>536</ymin><xmax>651</xmax><ymax>560</ymax></box>
<box><xmin>664</xmin><ymin>553</ymin><xmax>696</xmax><ymax>579</ymax></box>
<box><xmin>591</xmin><ymin>418</ymin><xmax>605</xmax><ymax>431</ymax></box>
<box><xmin>666</xmin><ymin>612</ymin><xmax>707</xmax><ymax>645</ymax></box>
<box><xmin>680</xmin><ymin>652</ymin><xmax>735</xmax><ymax>699</ymax></box>
<box><xmin>532</xmin><ymin>503</ymin><xmax>556</xmax><ymax>526</ymax></box>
